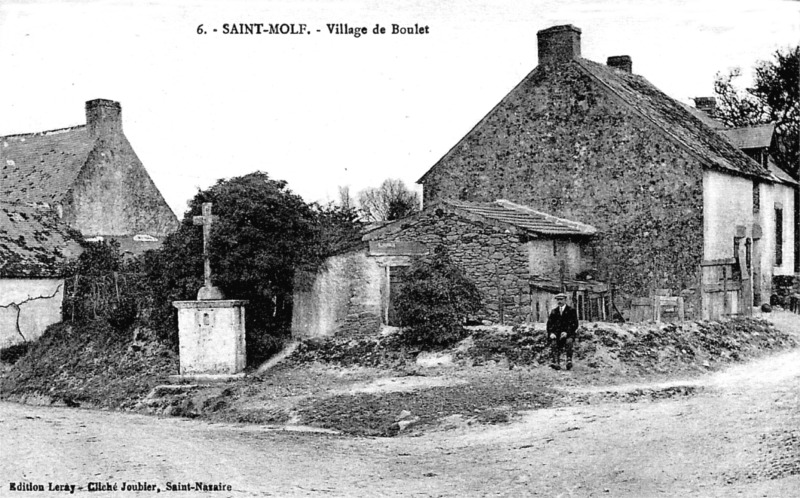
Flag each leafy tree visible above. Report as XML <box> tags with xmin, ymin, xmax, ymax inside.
<box><xmin>144</xmin><ymin>172</ymin><xmax>326</xmax><ymax>363</ymax></box>
<box><xmin>312</xmin><ymin>201</ymin><xmax>363</xmax><ymax>255</ymax></box>
<box><xmin>714</xmin><ymin>46</ymin><xmax>799</xmax><ymax>173</ymax></box>
<box><xmin>394</xmin><ymin>246</ymin><xmax>481</xmax><ymax>348</ymax></box>
<box><xmin>357</xmin><ymin>179</ymin><xmax>420</xmax><ymax>222</ymax></box>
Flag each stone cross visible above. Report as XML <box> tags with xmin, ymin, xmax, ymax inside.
<box><xmin>193</xmin><ymin>202</ymin><xmax>224</xmax><ymax>300</ymax></box>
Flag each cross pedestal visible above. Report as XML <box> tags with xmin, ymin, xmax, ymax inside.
<box><xmin>172</xmin><ymin>202</ymin><xmax>247</xmax><ymax>378</ymax></box>
<box><xmin>172</xmin><ymin>299</ymin><xmax>247</xmax><ymax>375</ymax></box>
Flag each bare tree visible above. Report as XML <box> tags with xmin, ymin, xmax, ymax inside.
<box><xmin>337</xmin><ymin>185</ymin><xmax>355</xmax><ymax>211</ymax></box>
<box><xmin>357</xmin><ymin>179</ymin><xmax>421</xmax><ymax>222</ymax></box>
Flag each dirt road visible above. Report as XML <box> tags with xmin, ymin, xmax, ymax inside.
<box><xmin>2</xmin><ymin>318</ymin><xmax>800</xmax><ymax>497</ymax></box>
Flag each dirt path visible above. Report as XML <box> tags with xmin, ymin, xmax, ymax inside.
<box><xmin>2</xmin><ymin>314</ymin><xmax>799</xmax><ymax>497</ymax></box>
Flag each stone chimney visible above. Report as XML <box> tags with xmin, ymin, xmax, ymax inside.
<box><xmin>85</xmin><ymin>99</ymin><xmax>122</xmax><ymax>137</ymax></box>
<box><xmin>607</xmin><ymin>55</ymin><xmax>632</xmax><ymax>73</ymax></box>
<box><xmin>537</xmin><ymin>25</ymin><xmax>581</xmax><ymax>65</ymax></box>
<box><xmin>693</xmin><ymin>97</ymin><xmax>717</xmax><ymax>116</ymax></box>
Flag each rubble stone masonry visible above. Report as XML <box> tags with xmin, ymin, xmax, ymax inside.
<box><xmin>421</xmin><ymin>62</ymin><xmax>705</xmax><ymax>313</ymax></box>
<box><xmin>380</xmin><ymin>208</ymin><xmax>533</xmax><ymax>324</ymax></box>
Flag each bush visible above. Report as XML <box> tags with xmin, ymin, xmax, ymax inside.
<box><xmin>63</xmin><ymin>240</ymin><xmax>147</xmax><ymax>335</ymax></box>
<box><xmin>0</xmin><ymin>342</ymin><xmax>30</xmax><ymax>364</ymax></box>
<box><xmin>394</xmin><ymin>245</ymin><xmax>481</xmax><ymax>348</ymax></box>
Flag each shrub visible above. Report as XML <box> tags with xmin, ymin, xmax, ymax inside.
<box><xmin>0</xmin><ymin>342</ymin><xmax>30</xmax><ymax>364</ymax></box>
<box><xmin>394</xmin><ymin>245</ymin><xmax>481</xmax><ymax>348</ymax></box>
<box><xmin>63</xmin><ymin>240</ymin><xmax>147</xmax><ymax>335</ymax></box>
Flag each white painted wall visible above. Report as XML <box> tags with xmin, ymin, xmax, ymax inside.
<box><xmin>526</xmin><ymin>239</ymin><xmax>587</xmax><ymax>278</ymax></box>
<box><xmin>703</xmin><ymin>170</ymin><xmax>797</xmax><ymax>305</ymax></box>
<box><xmin>291</xmin><ymin>250</ymin><xmax>383</xmax><ymax>338</ymax></box>
<box><xmin>702</xmin><ymin>170</ymin><xmax>753</xmax><ymax>260</ymax></box>
<box><xmin>0</xmin><ymin>278</ymin><xmax>65</xmax><ymax>348</ymax></box>
<box><xmin>759</xmin><ymin>181</ymin><xmax>795</xmax><ymax>277</ymax></box>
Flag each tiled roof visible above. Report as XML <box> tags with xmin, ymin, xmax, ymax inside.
<box><xmin>767</xmin><ymin>157</ymin><xmax>797</xmax><ymax>186</ymax></box>
<box><xmin>576</xmin><ymin>59</ymin><xmax>772</xmax><ymax>179</ymax></box>
<box><xmin>0</xmin><ymin>202</ymin><xmax>82</xmax><ymax>277</ymax></box>
<box><xmin>446</xmin><ymin>199</ymin><xmax>597</xmax><ymax>236</ymax></box>
<box><xmin>0</xmin><ymin>126</ymin><xmax>94</xmax><ymax>204</ymax></box>
<box><xmin>719</xmin><ymin>123</ymin><xmax>775</xmax><ymax>150</ymax></box>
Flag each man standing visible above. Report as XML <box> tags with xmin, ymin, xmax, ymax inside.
<box><xmin>546</xmin><ymin>293</ymin><xmax>579</xmax><ymax>370</ymax></box>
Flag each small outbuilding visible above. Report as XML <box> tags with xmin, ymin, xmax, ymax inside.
<box><xmin>291</xmin><ymin>199</ymin><xmax>598</xmax><ymax>339</ymax></box>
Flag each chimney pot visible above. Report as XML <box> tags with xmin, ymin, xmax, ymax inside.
<box><xmin>537</xmin><ymin>24</ymin><xmax>581</xmax><ymax>65</ymax></box>
<box><xmin>693</xmin><ymin>97</ymin><xmax>717</xmax><ymax>116</ymax></box>
<box><xmin>85</xmin><ymin>99</ymin><xmax>122</xmax><ymax>137</ymax></box>
<box><xmin>607</xmin><ymin>55</ymin><xmax>632</xmax><ymax>73</ymax></box>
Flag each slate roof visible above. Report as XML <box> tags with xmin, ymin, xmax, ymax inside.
<box><xmin>419</xmin><ymin>56</ymin><xmax>774</xmax><ymax>183</ymax></box>
<box><xmin>0</xmin><ymin>202</ymin><xmax>82</xmax><ymax>277</ymax></box>
<box><xmin>0</xmin><ymin>126</ymin><xmax>94</xmax><ymax>204</ymax></box>
<box><xmin>719</xmin><ymin>123</ymin><xmax>775</xmax><ymax>150</ymax></box>
<box><xmin>446</xmin><ymin>199</ymin><xmax>597</xmax><ymax>236</ymax></box>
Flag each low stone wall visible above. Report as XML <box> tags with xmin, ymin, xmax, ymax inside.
<box><xmin>772</xmin><ymin>275</ymin><xmax>800</xmax><ymax>307</ymax></box>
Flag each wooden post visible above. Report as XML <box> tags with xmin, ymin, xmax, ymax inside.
<box><xmin>722</xmin><ymin>266</ymin><xmax>728</xmax><ymax>316</ymax></box>
<box><xmin>385</xmin><ymin>265</ymin><xmax>390</xmax><ymax>325</ymax></box>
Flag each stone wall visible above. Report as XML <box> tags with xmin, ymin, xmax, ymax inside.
<box><xmin>772</xmin><ymin>275</ymin><xmax>800</xmax><ymax>307</ymax></box>
<box><xmin>62</xmin><ymin>134</ymin><xmax>179</xmax><ymax>237</ymax></box>
<box><xmin>420</xmin><ymin>62</ymin><xmax>705</xmax><ymax>313</ymax></box>
<box><xmin>291</xmin><ymin>250</ymin><xmax>383</xmax><ymax>339</ymax></box>
<box><xmin>378</xmin><ymin>208</ymin><xmax>535</xmax><ymax>324</ymax></box>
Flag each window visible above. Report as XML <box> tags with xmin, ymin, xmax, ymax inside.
<box><xmin>753</xmin><ymin>182</ymin><xmax>760</xmax><ymax>214</ymax></box>
<box><xmin>776</xmin><ymin>207</ymin><xmax>783</xmax><ymax>266</ymax></box>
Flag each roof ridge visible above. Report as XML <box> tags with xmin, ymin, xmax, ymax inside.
<box><xmin>724</xmin><ymin>122</ymin><xmax>776</xmax><ymax>131</ymax></box>
<box><xmin>1</xmin><ymin>124</ymin><xmax>87</xmax><ymax>140</ymax></box>
<box><xmin>574</xmin><ymin>58</ymin><xmax>772</xmax><ymax>180</ymax></box>
<box><xmin>494</xmin><ymin>199</ymin><xmax>597</xmax><ymax>234</ymax></box>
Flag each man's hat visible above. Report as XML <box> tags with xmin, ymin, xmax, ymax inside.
<box><xmin>555</xmin><ymin>293</ymin><xmax>567</xmax><ymax>299</ymax></box>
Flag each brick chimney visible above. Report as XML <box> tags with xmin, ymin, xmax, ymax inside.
<box><xmin>537</xmin><ymin>25</ymin><xmax>581</xmax><ymax>65</ymax></box>
<box><xmin>607</xmin><ymin>55</ymin><xmax>632</xmax><ymax>73</ymax></box>
<box><xmin>693</xmin><ymin>97</ymin><xmax>717</xmax><ymax>116</ymax></box>
<box><xmin>85</xmin><ymin>99</ymin><xmax>122</xmax><ymax>137</ymax></box>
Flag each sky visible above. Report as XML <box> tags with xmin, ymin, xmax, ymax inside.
<box><xmin>1</xmin><ymin>0</ymin><xmax>799</xmax><ymax>217</ymax></box>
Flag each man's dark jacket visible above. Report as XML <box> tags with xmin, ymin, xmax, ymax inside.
<box><xmin>546</xmin><ymin>304</ymin><xmax>579</xmax><ymax>338</ymax></box>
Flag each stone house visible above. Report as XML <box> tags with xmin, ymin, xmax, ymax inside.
<box><xmin>0</xmin><ymin>99</ymin><xmax>180</xmax><ymax>347</ymax></box>
<box><xmin>416</xmin><ymin>24</ymin><xmax>796</xmax><ymax>320</ymax></box>
<box><xmin>292</xmin><ymin>199</ymin><xmax>598</xmax><ymax>338</ymax></box>
<box><xmin>687</xmin><ymin>101</ymin><xmax>800</xmax><ymax>303</ymax></box>
<box><xmin>0</xmin><ymin>202</ymin><xmax>82</xmax><ymax>348</ymax></box>
<box><xmin>1</xmin><ymin>99</ymin><xmax>179</xmax><ymax>255</ymax></box>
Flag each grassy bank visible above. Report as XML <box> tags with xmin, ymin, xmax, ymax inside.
<box><xmin>1</xmin><ymin>315</ymin><xmax>797</xmax><ymax>436</ymax></box>
<box><xmin>0</xmin><ymin>321</ymin><xmax>177</xmax><ymax>409</ymax></box>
